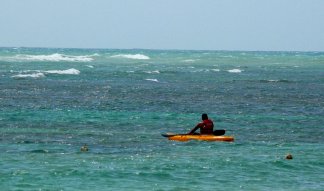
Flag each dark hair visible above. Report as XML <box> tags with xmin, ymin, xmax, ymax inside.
<box><xmin>202</xmin><ymin>113</ymin><xmax>208</xmax><ymax>120</ymax></box>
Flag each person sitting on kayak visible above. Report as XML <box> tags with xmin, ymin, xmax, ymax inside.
<box><xmin>188</xmin><ymin>113</ymin><xmax>214</xmax><ymax>135</ymax></box>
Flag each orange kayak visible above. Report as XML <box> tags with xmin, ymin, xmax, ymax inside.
<box><xmin>162</xmin><ymin>133</ymin><xmax>234</xmax><ymax>142</ymax></box>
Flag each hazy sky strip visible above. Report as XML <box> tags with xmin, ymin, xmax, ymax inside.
<box><xmin>0</xmin><ymin>0</ymin><xmax>323</xmax><ymax>51</ymax></box>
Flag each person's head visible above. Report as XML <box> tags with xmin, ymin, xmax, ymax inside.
<box><xmin>202</xmin><ymin>113</ymin><xmax>208</xmax><ymax>120</ymax></box>
<box><xmin>286</xmin><ymin>154</ymin><xmax>293</xmax><ymax>160</ymax></box>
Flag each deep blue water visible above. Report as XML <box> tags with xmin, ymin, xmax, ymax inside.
<box><xmin>0</xmin><ymin>47</ymin><xmax>323</xmax><ymax>190</ymax></box>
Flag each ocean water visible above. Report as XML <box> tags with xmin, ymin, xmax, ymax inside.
<box><xmin>0</xmin><ymin>47</ymin><xmax>323</xmax><ymax>190</ymax></box>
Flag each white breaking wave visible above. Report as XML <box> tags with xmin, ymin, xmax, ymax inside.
<box><xmin>110</xmin><ymin>54</ymin><xmax>150</xmax><ymax>60</ymax></box>
<box><xmin>182</xmin><ymin>59</ymin><xmax>196</xmax><ymax>63</ymax></box>
<box><xmin>12</xmin><ymin>73</ymin><xmax>45</xmax><ymax>79</ymax></box>
<box><xmin>212</xmin><ymin>69</ymin><xmax>220</xmax><ymax>72</ymax></box>
<box><xmin>227</xmin><ymin>69</ymin><xmax>243</xmax><ymax>73</ymax></box>
<box><xmin>145</xmin><ymin>78</ymin><xmax>159</xmax><ymax>82</ymax></box>
<box><xmin>267</xmin><ymin>80</ymin><xmax>279</xmax><ymax>82</ymax></box>
<box><xmin>8</xmin><ymin>53</ymin><xmax>94</xmax><ymax>62</ymax></box>
<box><xmin>144</xmin><ymin>70</ymin><xmax>160</xmax><ymax>74</ymax></box>
<box><xmin>45</xmin><ymin>68</ymin><xmax>80</xmax><ymax>75</ymax></box>
<box><xmin>11</xmin><ymin>68</ymin><xmax>80</xmax><ymax>78</ymax></box>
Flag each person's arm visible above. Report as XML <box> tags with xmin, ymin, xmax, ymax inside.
<box><xmin>188</xmin><ymin>123</ymin><xmax>202</xmax><ymax>134</ymax></box>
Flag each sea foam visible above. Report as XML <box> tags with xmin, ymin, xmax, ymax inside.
<box><xmin>12</xmin><ymin>73</ymin><xmax>45</xmax><ymax>79</ymax></box>
<box><xmin>45</xmin><ymin>68</ymin><xmax>80</xmax><ymax>75</ymax></box>
<box><xmin>227</xmin><ymin>69</ymin><xmax>243</xmax><ymax>73</ymax></box>
<box><xmin>145</xmin><ymin>79</ymin><xmax>159</xmax><ymax>82</ymax></box>
<box><xmin>110</xmin><ymin>54</ymin><xmax>150</xmax><ymax>60</ymax></box>
<box><xmin>10</xmin><ymin>53</ymin><xmax>94</xmax><ymax>62</ymax></box>
<box><xmin>11</xmin><ymin>68</ymin><xmax>81</xmax><ymax>79</ymax></box>
<box><xmin>182</xmin><ymin>59</ymin><xmax>196</xmax><ymax>63</ymax></box>
<box><xmin>144</xmin><ymin>70</ymin><xmax>160</xmax><ymax>74</ymax></box>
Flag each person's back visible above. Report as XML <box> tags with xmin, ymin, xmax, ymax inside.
<box><xmin>200</xmin><ymin>118</ymin><xmax>214</xmax><ymax>134</ymax></box>
<box><xmin>189</xmin><ymin>113</ymin><xmax>214</xmax><ymax>135</ymax></box>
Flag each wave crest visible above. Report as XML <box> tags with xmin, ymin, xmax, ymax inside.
<box><xmin>145</xmin><ymin>79</ymin><xmax>159</xmax><ymax>82</ymax></box>
<box><xmin>7</xmin><ymin>53</ymin><xmax>94</xmax><ymax>62</ymax></box>
<box><xmin>45</xmin><ymin>68</ymin><xmax>80</xmax><ymax>75</ymax></box>
<box><xmin>11</xmin><ymin>68</ymin><xmax>80</xmax><ymax>79</ymax></box>
<box><xmin>144</xmin><ymin>70</ymin><xmax>160</xmax><ymax>74</ymax></box>
<box><xmin>110</xmin><ymin>54</ymin><xmax>150</xmax><ymax>60</ymax></box>
<box><xmin>227</xmin><ymin>69</ymin><xmax>243</xmax><ymax>73</ymax></box>
<box><xmin>12</xmin><ymin>73</ymin><xmax>45</xmax><ymax>79</ymax></box>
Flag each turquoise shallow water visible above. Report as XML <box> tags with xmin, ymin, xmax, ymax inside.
<box><xmin>0</xmin><ymin>48</ymin><xmax>323</xmax><ymax>190</ymax></box>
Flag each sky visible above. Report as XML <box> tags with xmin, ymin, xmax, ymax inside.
<box><xmin>1</xmin><ymin>0</ymin><xmax>324</xmax><ymax>51</ymax></box>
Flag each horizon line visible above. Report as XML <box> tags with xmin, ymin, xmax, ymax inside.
<box><xmin>1</xmin><ymin>46</ymin><xmax>323</xmax><ymax>53</ymax></box>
